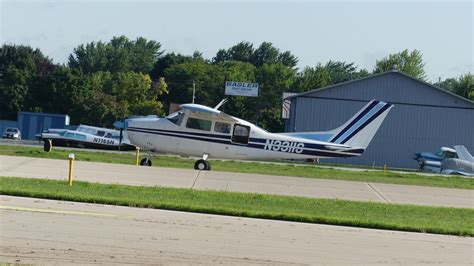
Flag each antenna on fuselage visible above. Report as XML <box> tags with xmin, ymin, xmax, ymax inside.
<box><xmin>214</xmin><ymin>98</ymin><xmax>228</xmax><ymax>110</ymax></box>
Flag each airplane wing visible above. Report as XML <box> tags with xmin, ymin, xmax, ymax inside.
<box><xmin>453</xmin><ymin>145</ymin><xmax>474</xmax><ymax>163</ymax></box>
<box><xmin>180</xmin><ymin>104</ymin><xmax>239</xmax><ymax>123</ymax></box>
<box><xmin>441</xmin><ymin>169</ymin><xmax>474</xmax><ymax>176</ymax></box>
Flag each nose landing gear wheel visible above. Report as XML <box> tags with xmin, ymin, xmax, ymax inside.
<box><xmin>194</xmin><ymin>159</ymin><xmax>210</xmax><ymax>171</ymax></box>
<box><xmin>140</xmin><ymin>158</ymin><xmax>152</xmax><ymax>166</ymax></box>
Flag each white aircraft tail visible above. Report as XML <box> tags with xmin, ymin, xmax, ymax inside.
<box><xmin>453</xmin><ymin>145</ymin><xmax>474</xmax><ymax>163</ymax></box>
<box><xmin>284</xmin><ymin>100</ymin><xmax>393</xmax><ymax>150</ymax></box>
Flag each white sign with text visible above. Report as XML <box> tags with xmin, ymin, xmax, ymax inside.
<box><xmin>225</xmin><ymin>81</ymin><xmax>259</xmax><ymax>97</ymax></box>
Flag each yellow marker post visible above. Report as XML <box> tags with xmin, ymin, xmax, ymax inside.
<box><xmin>135</xmin><ymin>147</ymin><xmax>140</xmax><ymax>166</ymax></box>
<box><xmin>68</xmin><ymin>153</ymin><xmax>75</xmax><ymax>186</ymax></box>
<box><xmin>383</xmin><ymin>163</ymin><xmax>387</xmax><ymax>173</ymax></box>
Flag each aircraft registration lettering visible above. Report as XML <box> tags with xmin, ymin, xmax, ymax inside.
<box><xmin>93</xmin><ymin>137</ymin><xmax>114</xmax><ymax>145</ymax></box>
<box><xmin>264</xmin><ymin>139</ymin><xmax>304</xmax><ymax>154</ymax></box>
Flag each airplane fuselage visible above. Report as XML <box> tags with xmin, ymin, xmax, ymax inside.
<box><xmin>125</xmin><ymin>116</ymin><xmax>363</xmax><ymax>161</ymax></box>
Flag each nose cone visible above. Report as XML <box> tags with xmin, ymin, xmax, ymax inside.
<box><xmin>113</xmin><ymin>120</ymin><xmax>127</xmax><ymax>130</ymax></box>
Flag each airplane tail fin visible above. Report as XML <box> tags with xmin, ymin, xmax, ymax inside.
<box><xmin>327</xmin><ymin>100</ymin><xmax>393</xmax><ymax>149</ymax></box>
<box><xmin>281</xmin><ymin>100</ymin><xmax>393</xmax><ymax>150</ymax></box>
<box><xmin>453</xmin><ymin>145</ymin><xmax>474</xmax><ymax>163</ymax></box>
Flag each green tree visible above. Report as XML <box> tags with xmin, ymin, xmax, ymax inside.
<box><xmin>152</xmin><ymin>77</ymin><xmax>169</xmax><ymax>99</ymax></box>
<box><xmin>374</xmin><ymin>49</ymin><xmax>426</xmax><ymax>80</ymax></box>
<box><xmin>325</xmin><ymin>61</ymin><xmax>369</xmax><ymax>84</ymax></box>
<box><xmin>436</xmin><ymin>73</ymin><xmax>474</xmax><ymax>100</ymax></box>
<box><xmin>213</xmin><ymin>41</ymin><xmax>255</xmax><ymax>64</ymax></box>
<box><xmin>0</xmin><ymin>66</ymin><xmax>30</xmax><ymax>118</ymax></box>
<box><xmin>68</xmin><ymin>36</ymin><xmax>162</xmax><ymax>74</ymax></box>
<box><xmin>253</xmin><ymin>63</ymin><xmax>296</xmax><ymax>131</ymax></box>
<box><xmin>150</xmin><ymin>52</ymin><xmax>196</xmax><ymax>80</ymax></box>
<box><xmin>277</xmin><ymin>51</ymin><xmax>299</xmax><ymax>70</ymax></box>
<box><xmin>293</xmin><ymin>61</ymin><xmax>368</xmax><ymax>92</ymax></box>
<box><xmin>213</xmin><ymin>41</ymin><xmax>298</xmax><ymax>69</ymax></box>
<box><xmin>294</xmin><ymin>64</ymin><xmax>332</xmax><ymax>92</ymax></box>
<box><xmin>251</xmin><ymin>42</ymin><xmax>280</xmax><ymax>68</ymax></box>
<box><xmin>163</xmin><ymin>59</ymin><xmax>212</xmax><ymax>105</ymax></box>
<box><xmin>0</xmin><ymin>44</ymin><xmax>56</xmax><ymax>119</ymax></box>
<box><xmin>113</xmin><ymin>72</ymin><xmax>164</xmax><ymax>118</ymax></box>
<box><xmin>67</xmin><ymin>71</ymin><xmax>116</xmax><ymax>126</ymax></box>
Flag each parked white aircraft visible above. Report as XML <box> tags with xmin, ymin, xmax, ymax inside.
<box><xmin>117</xmin><ymin>99</ymin><xmax>393</xmax><ymax>170</ymax></box>
<box><xmin>37</xmin><ymin>125</ymin><xmax>136</xmax><ymax>151</ymax></box>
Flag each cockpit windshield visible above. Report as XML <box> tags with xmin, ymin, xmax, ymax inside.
<box><xmin>166</xmin><ymin>111</ymin><xmax>185</xmax><ymax>126</ymax></box>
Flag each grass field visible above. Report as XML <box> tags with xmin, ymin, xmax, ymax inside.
<box><xmin>1</xmin><ymin>176</ymin><xmax>472</xmax><ymax>236</ymax></box>
<box><xmin>0</xmin><ymin>144</ymin><xmax>472</xmax><ymax>189</ymax></box>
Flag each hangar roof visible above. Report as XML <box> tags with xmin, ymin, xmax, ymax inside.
<box><xmin>287</xmin><ymin>70</ymin><xmax>474</xmax><ymax>106</ymax></box>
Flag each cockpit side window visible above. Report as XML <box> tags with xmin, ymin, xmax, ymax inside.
<box><xmin>445</xmin><ymin>152</ymin><xmax>457</xmax><ymax>159</ymax></box>
<box><xmin>214</xmin><ymin>122</ymin><xmax>231</xmax><ymax>134</ymax></box>
<box><xmin>166</xmin><ymin>111</ymin><xmax>185</xmax><ymax>126</ymax></box>
<box><xmin>186</xmin><ymin>117</ymin><xmax>212</xmax><ymax>131</ymax></box>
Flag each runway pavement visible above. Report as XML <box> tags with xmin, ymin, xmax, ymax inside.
<box><xmin>1</xmin><ymin>196</ymin><xmax>472</xmax><ymax>265</ymax></box>
<box><xmin>0</xmin><ymin>155</ymin><xmax>472</xmax><ymax>208</ymax></box>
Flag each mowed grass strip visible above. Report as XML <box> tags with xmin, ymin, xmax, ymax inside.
<box><xmin>1</xmin><ymin>176</ymin><xmax>473</xmax><ymax>236</ymax></box>
<box><xmin>1</xmin><ymin>144</ymin><xmax>473</xmax><ymax>190</ymax></box>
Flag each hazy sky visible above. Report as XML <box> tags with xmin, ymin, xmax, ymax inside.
<box><xmin>1</xmin><ymin>0</ymin><xmax>472</xmax><ymax>82</ymax></box>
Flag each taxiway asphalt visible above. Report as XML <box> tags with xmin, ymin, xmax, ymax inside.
<box><xmin>0</xmin><ymin>155</ymin><xmax>472</xmax><ymax>208</ymax></box>
<box><xmin>1</xmin><ymin>196</ymin><xmax>472</xmax><ymax>265</ymax></box>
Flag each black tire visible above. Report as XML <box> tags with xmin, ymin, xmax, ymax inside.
<box><xmin>419</xmin><ymin>161</ymin><xmax>425</xmax><ymax>171</ymax></box>
<box><xmin>194</xmin><ymin>159</ymin><xmax>210</xmax><ymax>171</ymax></box>
<box><xmin>43</xmin><ymin>140</ymin><xmax>52</xmax><ymax>152</ymax></box>
<box><xmin>140</xmin><ymin>158</ymin><xmax>152</xmax><ymax>166</ymax></box>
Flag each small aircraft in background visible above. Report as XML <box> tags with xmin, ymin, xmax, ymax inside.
<box><xmin>441</xmin><ymin>145</ymin><xmax>474</xmax><ymax>176</ymax></box>
<box><xmin>413</xmin><ymin>147</ymin><xmax>458</xmax><ymax>172</ymax></box>
<box><xmin>37</xmin><ymin>125</ymin><xmax>136</xmax><ymax>151</ymax></box>
<box><xmin>115</xmin><ymin>99</ymin><xmax>393</xmax><ymax>170</ymax></box>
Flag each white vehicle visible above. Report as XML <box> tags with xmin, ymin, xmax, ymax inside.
<box><xmin>2</xmin><ymin>127</ymin><xmax>21</xmax><ymax>140</ymax></box>
<box><xmin>119</xmin><ymin>99</ymin><xmax>393</xmax><ymax>170</ymax></box>
<box><xmin>37</xmin><ymin>125</ymin><xmax>136</xmax><ymax>151</ymax></box>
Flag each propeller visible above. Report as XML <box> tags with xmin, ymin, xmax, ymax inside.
<box><xmin>113</xmin><ymin>120</ymin><xmax>126</xmax><ymax>151</ymax></box>
<box><xmin>119</xmin><ymin>128</ymin><xmax>123</xmax><ymax>151</ymax></box>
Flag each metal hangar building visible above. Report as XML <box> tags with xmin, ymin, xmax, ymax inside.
<box><xmin>284</xmin><ymin>70</ymin><xmax>474</xmax><ymax>169</ymax></box>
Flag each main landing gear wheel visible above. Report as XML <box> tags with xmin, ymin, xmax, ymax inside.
<box><xmin>194</xmin><ymin>159</ymin><xmax>211</xmax><ymax>171</ymax></box>
<box><xmin>43</xmin><ymin>139</ymin><xmax>52</xmax><ymax>152</ymax></box>
<box><xmin>140</xmin><ymin>158</ymin><xmax>152</xmax><ymax>166</ymax></box>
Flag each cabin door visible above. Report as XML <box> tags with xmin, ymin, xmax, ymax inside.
<box><xmin>232</xmin><ymin>124</ymin><xmax>250</xmax><ymax>145</ymax></box>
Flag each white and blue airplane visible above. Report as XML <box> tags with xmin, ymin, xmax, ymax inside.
<box><xmin>116</xmin><ymin>99</ymin><xmax>393</xmax><ymax>170</ymax></box>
